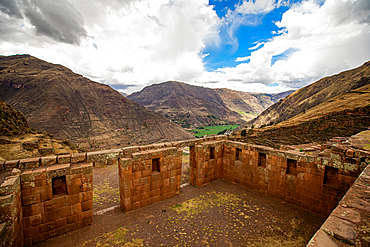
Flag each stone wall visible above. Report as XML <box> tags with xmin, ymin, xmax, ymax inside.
<box><xmin>118</xmin><ymin>147</ymin><xmax>182</xmax><ymax>212</ymax></box>
<box><xmin>192</xmin><ymin>140</ymin><xmax>369</xmax><ymax>216</ymax></box>
<box><xmin>20</xmin><ymin>163</ymin><xmax>93</xmax><ymax>246</ymax></box>
<box><xmin>0</xmin><ymin>170</ymin><xmax>22</xmax><ymax>247</ymax></box>
<box><xmin>1</xmin><ymin>133</ymin><xmax>369</xmax><ymax>246</ymax></box>
<box><xmin>189</xmin><ymin>141</ymin><xmax>223</xmax><ymax>187</ymax></box>
<box><xmin>308</xmin><ymin>163</ymin><xmax>370</xmax><ymax>246</ymax></box>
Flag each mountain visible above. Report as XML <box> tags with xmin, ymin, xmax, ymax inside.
<box><xmin>0</xmin><ymin>100</ymin><xmax>31</xmax><ymax>136</ymax></box>
<box><xmin>0</xmin><ymin>55</ymin><xmax>193</xmax><ymax>150</ymax></box>
<box><xmin>128</xmin><ymin>81</ymin><xmax>293</xmax><ymax>128</ymax></box>
<box><xmin>233</xmin><ymin>83</ymin><xmax>370</xmax><ymax>148</ymax></box>
<box><xmin>128</xmin><ymin>81</ymin><xmax>244</xmax><ymax>128</ymax></box>
<box><xmin>214</xmin><ymin>88</ymin><xmax>295</xmax><ymax>121</ymax></box>
<box><xmin>245</xmin><ymin>61</ymin><xmax>370</xmax><ymax>128</ymax></box>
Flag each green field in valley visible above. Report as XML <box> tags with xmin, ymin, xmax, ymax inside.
<box><xmin>190</xmin><ymin>125</ymin><xmax>239</xmax><ymax>138</ymax></box>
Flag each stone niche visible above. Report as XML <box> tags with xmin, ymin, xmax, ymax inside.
<box><xmin>20</xmin><ymin>163</ymin><xmax>93</xmax><ymax>246</ymax></box>
<box><xmin>118</xmin><ymin>147</ymin><xmax>182</xmax><ymax>212</ymax></box>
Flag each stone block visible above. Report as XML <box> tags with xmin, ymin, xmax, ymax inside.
<box><xmin>23</xmin><ymin>203</ymin><xmax>44</xmax><ymax>217</ymax></box>
<box><xmin>123</xmin><ymin>189</ymin><xmax>132</xmax><ymax>198</ymax></box>
<box><xmin>307</xmin><ymin>229</ymin><xmax>339</xmax><ymax>247</ymax></box>
<box><xmin>39</xmin><ymin>186</ymin><xmax>52</xmax><ymax>202</ymax></box>
<box><xmin>46</xmin><ymin>164</ymin><xmax>70</xmax><ymax>179</ymax></box>
<box><xmin>32</xmin><ymin>233</ymin><xmax>46</xmax><ymax>245</ymax></box>
<box><xmin>23</xmin><ymin>226</ymin><xmax>39</xmax><ymax>239</ymax></box>
<box><xmin>55</xmin><ymin>218</ymin><xmax>67</xmax><ymax>229</ymax></box>
<box><xmin>80</xmin><ymin>190</ymin><xmax>93</xmax><ymax>202</ymax></box>
<box><xmin>40</xmin><ymin>156</ymin><xmax>57</xmax><ymax>166</ymax></box>
<box><xmin>345</xmin><ymin>149</ymin><xmax>355</xmax><ymax>158</ymax></box>
<box><xmin>61</xmin><ymin>206</ymin><xmax>71</xmax><ymax>218</ymax></box>
<box><xmin>66</xmin><ymin>214</ymin><xmax>78</xmax><ymax>224</ymax></box>
<box><xmin>133</xmin><ymin>201</ymin><xmax>140</xmax><ymax>210</ymax></box>
<box><xmin>64</xmin><ymin>223</ymin><xmax>76</xmax><ymax>233</ymax></box>
<box><xmin>122</xmin><ymin>146</ymin><xmax>140</xmax><ymax>156</ymax></box>
<box><xmin>322</xmin><ymin>216</ymin><xmax>357</xmax><ymax>245</ymax></box>
<box><xmin>122</xmin><ymin>180</ymin><xmax>132</xmax><ymax>190</ymax></box>
<box><xmin>19</xmin><ymin>158</ymin><xmax>40</xmax><ymax>169</ymax></box>
<box><xmin>4</xmin><ymin>160</ymin><xmax>19</xmax><ymax>170</ymax></box>
<box><xmin>21</xmin><ymin>168</ymin><xmax>46</xmax><ymax>182</ymax></box>
<box><xmin>22</xmin><ymin>194</ymin><xmax>41</xmax><ymax>206</ymax></box>
<box><xmin>78</xmin><ymin>210</ymin><xmax>92</xmax><ymax>221</ymax></box>
<box><xmin>66</xmin><ymin>194</ymin><xmax>80</xmax><ymax>206</ymax></box>
<box><xmin>332</xmin><ymin>206</ymin><xmax>361</xmax><ymax>224</ymax></box>
<box><xmin>70</xmin><ymin>163</ymin><xmax>89</xmax><ymax>175</ymax></box>
<box><xmin>81</xmin><ymin>200</ymin><xmax>92</xmax><ymax>211</ymax></box>
<box><xmin>71</xmin><ymin>153</ymin><xmax>86</xmax><ymax>164</ymax></box>
<box><xmin>57</xmin><ymin>155</ymin><xmax>71</xmax><ymax>164</ymax></box>
<box><xmin>39</xmin><ymin>222</ymin><xmax>55</xmax><ymax>233</ymax></box>
<box><xmin>71</xmin><ymin>203</ymin><xmax>82</xmax><ymax>215</ymax></box>
<box><xmin>42</xmin><ymin>211</ymin><xmax>52</xmax><ymax>224</ymax></box>
<box><xmin>82</xmin><ymin>182</ymin><xmax>93</xmax><ymax>192</ymax></box>
<box><xmin>122</xmin><ymin>173</ymin><xmax>133</xmax><ymax>182</ymax></box>
<box><xmin>355</xmin><ymin>150</ymin><xmax>370</xmax><ymax>158</ymax></box>
<box><xmin>21</xmin><ymin>181</ymin><xmax>36</xmax><ymax>190</ymax></box>
<box><xmin>87</xmin><ymin>149</ymin><xmax>123</xmax><ymax>165</ymax></box>
<box><xmin>142</xmin><ymin>169</ymin><xmax>151</xmax><ymax>177</ymax></box>
<box><xmin>0</xmin><ymin>175</ymin><xmax>19</xmax><ymax>196</ymax></box>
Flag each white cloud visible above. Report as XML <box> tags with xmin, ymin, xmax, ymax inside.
<box><xmin>0</xmin><ymin>0</ymin><xmax>220</xmax><ymax>93</ymax></box>
<box><xmin>196</xmin><ymin>0</ymin><xmax>370</xmax><ymax>91</ymax></box>
<box><xmin>0</xmin><ymin>0</ymin><xmax>369</xmax><ymax>95</ymax></box>
<box><xmin>236</xmin><ymin>0</ymin><xmax>287</xmax><ymax>15</ymax></box>
<box><xmin>235</xmin><ymin>56</ymin><xmax>250</xmax><ymax>62</ymax></box>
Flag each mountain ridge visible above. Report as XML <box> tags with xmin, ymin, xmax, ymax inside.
<box><xmin>128</xmin><ymin>81</ymin><xmax>294</xmax><ymax>128</ymax></box>
<box><xmin>0</xmin><ymin>55</ymin><xmax>193</xmax><ymax>150</ymax></box>
<box><xmin>245</xmin><ymin>61</ymin><xmax>370</xmax><ymax>128</ymax></box>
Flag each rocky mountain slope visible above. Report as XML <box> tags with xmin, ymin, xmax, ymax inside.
<box><xmin>0</xmin><ymin>55</ymin><xmax>193</xmax><ymax>150</ymax></box>
<box><xmin>128</xmin><ymin>81</ymin><xmax>244</xmax><ymax>128</ymax></box>
<box><xmin>245</xmin><ymin>61</ymin><xmax>370</xmax><ymax>128</ymax></box>
<box><xmin>232</xmin><ymin>83</ymin><xmax>370</xmax><ymax>148</ymax></box>
<box><xmin>215</xmin><ymin>89</ymin><xmax>294</xmax><ymax>121</ymax></box>
<box><xmin>0</xmin><ymin>100</ymin><xmax>30</xmax><ymax>136</ymax></box>
<box><xmin>0</xmin><ymin>100</ymin><xmax>77</xmax><ymax>159</ymax></box>
<box><xmin>128</xmin><ymin>81</ymin><xmax>293</xmax><ymax>128</ymax></box>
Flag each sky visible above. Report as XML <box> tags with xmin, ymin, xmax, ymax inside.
<box><xmin>0</xmin><ymin>0</ymin><xmax>369</xmax><ymax>94</ymax></box>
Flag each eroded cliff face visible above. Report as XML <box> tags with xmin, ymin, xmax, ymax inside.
<box><xmin>0</xmin><ymin>55</ymin><xmax>193</xmax><ymax>150</ymax></box>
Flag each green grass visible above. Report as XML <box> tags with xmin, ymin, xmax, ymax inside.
<box><xmin>190</xmin><ymin>125</ymin><xmax>239</xmax><ymax>138</ymax></box>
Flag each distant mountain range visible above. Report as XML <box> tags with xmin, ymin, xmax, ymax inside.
<box><xmin>234</xmin><ymin>61</ymin><xmax>370</xmax><ymax>148</ymax></box>
<box><xmin>128</xmin><ymin>81</ymin><xmax>294</xmax><ymax>128</ymax></box>
<box><xmin>0</xmin><ymin>55</ymin><xmax>193</xmax><ymax>150</ymax></box>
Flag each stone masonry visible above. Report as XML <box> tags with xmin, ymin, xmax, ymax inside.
<box><xmin>118</xmin><ymin>147</ymin><xmax>182</xmax><ymax>212</ymax></box>
<box><xmin>1</xmin><ymin>133</ymin><xmax>370</xmax><ymax>246</ymax></box>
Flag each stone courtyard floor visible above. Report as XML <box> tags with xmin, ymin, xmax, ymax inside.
<box><xmin>34</xmin><ymin>162</ymin><xmax>326</xmax><ymax>247</ymax></box>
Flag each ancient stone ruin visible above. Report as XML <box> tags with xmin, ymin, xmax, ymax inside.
<box><xmin>1</xmin><ymin>133</ymin><xmax>370</xmax><ymax>246</ymax></box>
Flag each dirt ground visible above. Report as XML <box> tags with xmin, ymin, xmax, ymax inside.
<box><xmin>35</xmin><ymin>155</ymin><xmax>326</xmax><ymax>247</ymax></box>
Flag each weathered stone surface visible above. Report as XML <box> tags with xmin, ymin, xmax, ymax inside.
<box><xmin>46</xmin><ymin>164</ymin><xmax>70</xmax><ymax>179</ymax></box>
<box><xmin>4</xmin><ymin>160</ymin><xmax>19</xmax><ymax>171</ymax></box>
<box><xmin>40</xmin><ymin>156</ymin><xmax>57</xmax><ymax>166</ymax></box>
<box><xmin>71</xmin><ymin>153</ymin><xmax>86</xmax><ymax>164</ymax></box>
<box><xmin>19</xmin><ymin>158</ymin><xmax>40</xmax><ymax>169</ymax></box>
<box><xmin>57</xmin><ymin>155</ymin><xmax>71</xmax><ymax>164</ymax></box>
<box><xmin>322</xmin><ymin>216</ymin><xmax>357</xmax><ymax>244</ymax></box>
<box><xmin>307</xmin><ymin>229</ymin><xmax>338</xmax><ymax>247</ymax></box>
<box><xmin>332</xmin><ymin>207</ymin><xmax>361</xmax><ymax>223</ymax></box>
